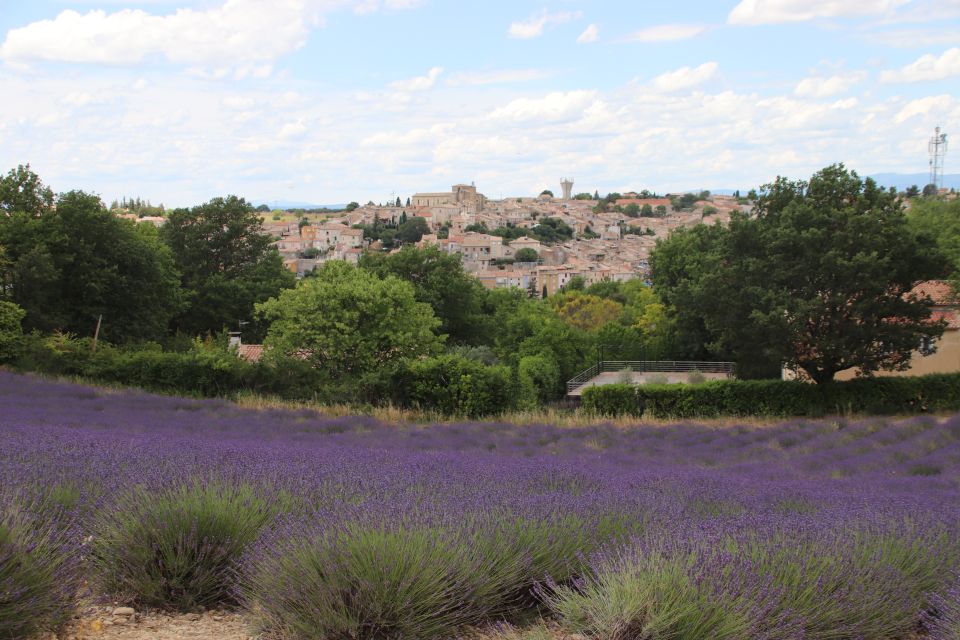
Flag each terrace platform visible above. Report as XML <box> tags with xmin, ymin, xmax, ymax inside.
<box><xmin>566</xmin><ymin>360</ymin><xmax>735</xmax><ymax>396</ymax></box>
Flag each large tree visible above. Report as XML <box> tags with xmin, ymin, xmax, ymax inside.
<box><xmin>359</xmin><ymin>245</ymin><xmax>491</xmax><ymax>345</ymax></box>
<box><xmin>0</xmin><ymin>190</ymin><xmax>183</xmax><ymax>342</ymax></box>
<box><xmin>162</xmin><ymin>195</ymin><xmax>294</xmax><ymax>338</ymax></box>
<box><xmin>257</xmin><ymin>261</ymin><xmax>442</xmax><ymax>379</ymax></box>
<box><xmin>652</xmin><ymin>164</ymin><xmax>946</xmax><ymax>383</ymax></box>
<box><xmin>0</xmin><ymin>164</ymin><xmax>54</xmax><ymax>217</ymax></box>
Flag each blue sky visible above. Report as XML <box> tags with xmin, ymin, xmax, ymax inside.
<box><xmin>1</xmin><ymin>0</ymin><xmax>958</xmax><ymax>206</ymax></box>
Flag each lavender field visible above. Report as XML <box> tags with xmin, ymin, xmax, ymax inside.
<box><xmin>2</xmin><ymin>370</ymin><xmax>960</xmax><ymax>640</ymax></box>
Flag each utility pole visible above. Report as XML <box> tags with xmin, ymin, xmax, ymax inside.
<box><xmin>91</xmin><ymin>315</ymin><xmax>102</xmax><ymax>352</ymax></box>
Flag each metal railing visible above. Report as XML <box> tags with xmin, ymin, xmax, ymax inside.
<box><xmin>566</xmin><ymin>360</ymin><xmax>735</xmax><ymax>393</ymax></box>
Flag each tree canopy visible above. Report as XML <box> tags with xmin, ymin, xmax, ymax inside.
<box><xmin>257</xmin><ymin>261</ymin><xmax>442</xmax><ymax>379</ymax></box>
<box><xmin>161</xmin><ymin>195</ymin><xmax>294</xmax><ymax>338</ymax></box>
<box><xmin>359</xmin><ymin>245</ymin><xmax>491</xmax><ymax>345</ymax></box>
<box><xmin>652</xmin><ymin>164</ymin><xmax>947</xmax><ymax>383</ymax></box>
<box><xmin>0</xmin><ymin>190</ymin><xmax>183</xmax><ymax>342</ymax></box>
<box><xmin>0</xmin><ymin>164</ymin><xmax>54</xmax><ymax>217</ymax></box>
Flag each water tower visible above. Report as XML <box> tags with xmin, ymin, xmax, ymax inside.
<box><xmin>929</xmin><ymin>126</ymin><xmax>948</xmax><ymax>190</ymax></box>
<box><xmin>560</xmin><ymin>177</ymin><xmax>574</xmax><ymax>200</ymax></box>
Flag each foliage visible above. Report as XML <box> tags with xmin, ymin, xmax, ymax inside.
<box><xmin>244</xmin><ymin>525</ymin><xmax>490</xmax><ymax>639</ymax></box>
<box><xmin>544</xmin><ymin>550</ymin><xmax>750</xmax><ymax>640</ymax></box>
<box><xmin>0</xmin><ymin>509</ymin><xmax>79</xmax><ymax>639</ymax></box>
<box><xmin>398</xmin><ymin>354</ymin><xmax>513</xmax><ymax>418</ymax></box>
<box><xmin>162</xmin><ymin>195</ymin><xmax>295</xmax><ymax>339</ymax></box>
<box><xmin>396</xmin><ymin>216</ymin><xmax>430</xmax><ymax>244</ymax></box>
<box><xmin>258</xmin><ymin>261</ymin><xmax>442</xmax><ymax>380</ymax></box>
<box><xmin>652</xmin><ymin>165</ymin><xmax>947</xmax><ymax>382</ymax></box>
<box><xmin>582</xmin><ymin>373</ymin><xmax>960</xmax><ymax>418</ymax></box>
<box><xmin>0</xmin><ymin>190</ymin><xmax>184</xmax><ymax>343</ymax></box>
<box><xmin>360</xmin><ymin>246</ymin><xmax>490</xmax><ymax>345</ymax></box>
<box><xmin>90</xmin><ymin>482</ymin><xmax>281</xmax><ymax>611</ymax></box>
<box><xmin>518</xmin><ymin>353</ymin><xmax>562</xmax><ymax>407</ymax></box>
<box><xmin>554</xmin><ymin>294</ymin><xmax>624</xmax><ymax>332</ymax></box>
<box><xmin>0</xmin><ymin>301</ymin><xmax>25</xmax><ymax>363</ymax></box>
<box><xmin>907</xmin><ymin>197</ymin><xmax>960</xmax><ymax>287</ymax></box>
<box><xmin>0</xmin><ymin>164</ymin><xmax>54</xmax><ymax>216</ymax></box>
<box><xmin>513</xmin><ymin>247</ymin><xmax>539</xmax><ymax>263</ymax></box>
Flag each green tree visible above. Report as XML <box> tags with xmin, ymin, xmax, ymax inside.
<box><xmin>0</xmin><ymin>164</ymin><xmax>54</xmax><ymax>216</ymax></box>
<box><xmin>161</xmin><ymin>196</ymin><xmax>294</xmax><ymax>338</ymax></box>
<box><xmin>257</xmin><ymin>261</ymin><xmax>442</xmax><ymax>379</ymax></box>
<box><xmin>540</xmin><ymin>189</ymin><xmax>554</xmax><ymax>197</ymax></box>
<box><xmin>554</xmin><ymin>294</ymin><xmax>623</xmax><ymax>331</ymax></box>
<box><xmin>345</xmin><ymin>202</ymin><xmax>359</xmax><ymax>212</ymax></box>
<box><xmin>905</xmin><ymin>185</ymin><xmax>920</xmax><ymax>198</ymax></box>
<box><xmin>359</xmin><ymin>245</ymin><xmax>490</xmax><ymax>345</ymax></box>
<box><xmin>640</xmin><ymin>204</ymin><xmax>654</xmax><ymax>217</ymax></box>
<box><xmin>624</xmin><ymin>203</ymin><xmax>640</xmax><ymax>218</ymax></box>
<box><xmin>655</xmin><ymin>205</ymin><xmax>667</xmax><ymax>217</ymax></box>
<box><xmin>396</xmin><ymin>216</ymin><xmax>429</xmax><ymax>244</ymax></box>
<box><xmin>513</xmin><ymin>247</ymin><xmax>539</xmax><ymax>263</ymax></box>
<box><xmin>652</xmin><ymin>165</ymin><xmax>947</xmax><ymax>383</ymax></box>
<box><xmin>0</xmin><ymin>191</ymin><xmax>183</xmax><ymax>341</ymax></box>
<box><xmin>0</xmin><ymin>300</ymin><xmax>26</xmax><ymax>361</ymax></box>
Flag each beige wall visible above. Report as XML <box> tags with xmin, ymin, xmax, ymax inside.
<box><xmin>833</xmin><ymin>329</ymin><xmax>960</xmax><ymax>380</ymax></box>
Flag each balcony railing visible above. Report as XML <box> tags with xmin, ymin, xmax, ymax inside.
<box><xmin>566</xmin><ymin>360</ymin><xmax>734</xmax><ymax>393</ymax></box>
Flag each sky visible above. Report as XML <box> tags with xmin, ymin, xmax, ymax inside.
<box><xmin>0</xmin><ymin>0</ymin><xmax>958</xmax><ymax>207</ymax></box>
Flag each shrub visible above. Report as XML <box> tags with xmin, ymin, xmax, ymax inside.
<box><xmin>543</xmin><ymin>549</ymin><xmax>750</xmax><ymax>640</ymax></box>
<box><xmin>399</xmin><ymin>355</ymin><xmax>514</xmax><ymax>417</ymax></box>
<box><xmin>0</xmin><ymin>302</ymin><xmax>26</xmax><ymax>364</ymax></box>
<box><xmin>581</xmin><ymin>373</ymin><xmax>960</xmax><ymax>418</ymax></box>
<box><xmin>687</xmin><ymin>369</ymin><xmax>706</xmax><ymax>385</ymax></box>
<box><xmin>741</xmin><ymin>527</ymin><xmax>955</xmax><ymax>639</ymax></box>
<box><xmin>0</xmin><ymin>508</ymin><xmax>79</xmax><ymax>639</ymax></box>
<box><xmin>89</xmin><ymin>482</ymin><xmax>282</xmax><ymax>611</ymax></box>
<box><xmin>926</xmin><ymin>577</ymin><xmax>960</xmax><ymax>640</ymax></box>
<box><xmin>581</xmin><ymin>383</ymin><xmax>642</xmax><ymax>417</ymax></box>
<box><xmin>243</xmin><ymin>525</ymin><xmax>489</xmax><ymax>639</ymax></box>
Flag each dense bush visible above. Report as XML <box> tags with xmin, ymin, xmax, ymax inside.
<box><xmin>397</xmin><ymin>355</ymin><xmax>514</xmax><ymax>417</ymax></box>
<box><xmin>244</xmin><ymin>525</ymin><xmax>490</xmax><ymax>639</ymax></box>
<box><xmin>89</xmin><ymin>482</ymin><xmax>283</xmax><ymax>611</ymax></box>
<box><xmin>582</xmin><ymin>373</ymin><xmax>960</xmax><ymax>418</ymax></box>
<box><xmin>0</xmin><ymin>302</ymin><xmax>26</xmax><ymax>364</ymax></box>
<box><xmin>0</xmin><ymin>508</ymin><xmax>78</xmax><ymax>639</ymax></box>
<box><xmin>544</xmin><ymin>549</ymin><xmax>751</xmax><ymax>640</ymax></box>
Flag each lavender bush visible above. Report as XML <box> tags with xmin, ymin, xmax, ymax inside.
<box><xmin>89</xmin><ymin>481</ymin><xmax>285</xmax><ymax>611</ymax></box>
<box><xmin>2</xmin><ymin>370</ymin><xmax>960</xmax><ymax>638</ymax></box>
<box><xmin>0</xmin><ymin>507</ymin><xmax>79</xmax><ymax>639</ymax></box>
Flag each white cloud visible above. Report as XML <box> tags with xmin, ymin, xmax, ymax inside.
<box><xmin>61</xmin><ymin>91</ymin><xmax>95</xmax><ymax>107</ymax></box>
<box><xmin>508</xmin><ymin>10</ymin><xmax>580</xmax><ymax>39</ymax></box>
<box><xmin>881</xmin><ymin>47</ymin><xmax>960</xmax><ymax>83</ymax></box>
<box><xmin>624</xmin><ymin>24</ymin><xmax>707</xmax><ymax>42</ymax></box>
<box><xmin>446</xmin><ymin>69</ymin><xmax>555</xmax><ymax>87</ymax></box>
<box><xmin>728</xmin><ymin>0</ymin><xmax>911</xmax><ymax>25</ymax></box>
<box><xmin>651</xmin><ymin>62</ymin><xmax>718</xmax><ymax>92</ymax></box>
<box><xmin>487</xmin><ymin>90</ymin><xmax>600</xmax><ymax>123</ymax></box>
<box><xmin>863</xmin><ymin>27</ymin><xmax>960</xmax><ymax>49</ymax></box>
<box><xmin>278</xmin><ymin>119</ymin><xmax>307</xmax><ymax>140</ymax></box>
<box><xmin>577</xmin><ymin>24</ymin><xmax>600</xmax><ymax>44</ymax></box>
<box><xmin>0</xmin><ymin>1</ymin><xmax>421</xmax><ymax>70</ymax></box>
<box><xmin>389</xmin><ymin>67</ymin><xmax>443</xmax><ymax>91</ymax></box>
<box><xmin>794</xmin><ymin>72</ymin><xmax>867</xmax><ymax>97</ymax></box>
<box><xmin>894</xmin><ymin>94</ymin><xmax>958</xmax><ymax>122</ymax></box>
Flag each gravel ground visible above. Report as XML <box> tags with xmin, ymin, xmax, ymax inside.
<box><xmin>49</xmin><ymin>607</ymin><xmax>257</xmax><ymax>640</ymax></box>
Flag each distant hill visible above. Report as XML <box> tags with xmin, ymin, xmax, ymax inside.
<box><xmin>252</xmin><ymin>199</ymin><xmax>347</xmax><ymax>210</ymax></box>
<box><xmin>867</xmin><ymin>173</ymin><xmax>960</xmax><ymax>191</ymax></box>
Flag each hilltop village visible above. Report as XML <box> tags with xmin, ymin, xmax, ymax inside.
<box><xmin>264</xmin><ymin>182</ymin><xmax>747</xmax><ymax>297</ymax></box>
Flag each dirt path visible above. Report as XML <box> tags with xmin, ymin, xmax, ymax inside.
<box><xmin>54</xmin><ymin>607</ymin><xmax>257</xmax><ymax>640</ymax></box>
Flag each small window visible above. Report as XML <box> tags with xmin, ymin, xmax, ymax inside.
<box><xmin>919</xmin><ymin>336</ymin><xmax>936</xmax><ymax>356</ymax></box>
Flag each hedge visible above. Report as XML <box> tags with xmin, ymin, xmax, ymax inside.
<box><xmin>581</xmin><ymin>374</ymin><xmax>960</xmax><ymax>419</ymax></box>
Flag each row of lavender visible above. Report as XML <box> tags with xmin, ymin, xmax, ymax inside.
<box><xmin>1</xmin><ymin>371</ymin><xmax>960</xmax><ymax>639</ymax></box>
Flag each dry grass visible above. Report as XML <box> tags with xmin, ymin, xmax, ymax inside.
<box><xmin>231</xmin><ymin>391</ymin><xmax>790</xmax><ymax>429</ymax></box>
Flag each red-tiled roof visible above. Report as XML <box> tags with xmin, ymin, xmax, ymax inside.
<box><xmin>912</xmin><ymin>280</ymin><xmax>958</xmax><ymax>305</ymax></box>
<box><xmin>932</xmin><ymin>310</ymin><xmax>960</xmax><ymax>330</ymax></box>
<box><xmin>237</xmin><ymin>345</ymin><xmax>264</xmax><ymax>362</ymax></box>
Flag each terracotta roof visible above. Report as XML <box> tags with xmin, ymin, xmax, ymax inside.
<box><xmin>931</xmin><ymin>310</ymin><xmax>960</xmax><ymax>330</ymax></box>
<box><xmin>237</xmin><ymin>345</ymin><xmax>264</xmax><ymax>362</ymax></box>
<box><xmin>911</xmin><ymin>280</ymin><xmax>958</xmax><ymax>306</ymax></box>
